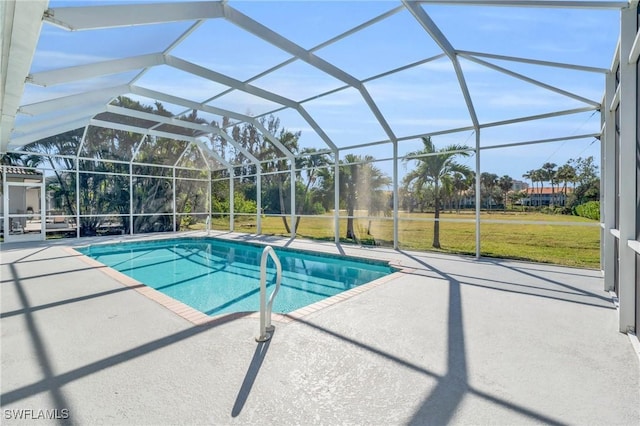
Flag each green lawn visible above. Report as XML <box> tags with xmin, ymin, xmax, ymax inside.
<box><xmin>206</xmin><ymin>211</ymin><xmax>601</xmax><ymax>269</ymax></box>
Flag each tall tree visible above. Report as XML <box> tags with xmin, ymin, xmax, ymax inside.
<box><xmin>248</xmin><ymin>115</ymin><xmax>301</xmax><ymax>234</ymax></box>
<box><xmin>570</xmin><ymin>156</ymin><xmax>599</xmax><ymax>187</ymax></box>
<box><xmin>567</xmin><ymin>156</ymin><xmax>600</xmax><ymax>207</ymax></box>
<box><xmin>22</xmin><ymin>96</ymin><xmax>212</xmax><ymax>235</ymax></box>
<box><xmin>293</xmin><ymin>147</ymin><xmax>331</xmax><ymax>233</ymax></box>
<box><xmin>341</xmin><ymin>154</ymin><xmax>361</xmax><ymax>241</ymax></box>
<box><xmin>452</xmin><ymin>171</ymin><xmax>472</xmax><ymax>213</ymax></box>
<box><xmin>522</xmin><ymin>169</ymin><xmax>535</xmax><ymax>206</ymax></box>
<box><xmin>0</xmin><ymin>152</ymin><xmax>23</xmax><ymax>165</ymax></box>
<box><xmin>541</xmin><ymin>162</ymin><xmax>557</xmax><ymax>206</ymax></box>
<box><xmin>480</xmin><ymin>172</ymin><xmax>498</xmax><ymax>210</ymax></box>
<box><xmin>360</xmin><ymin>160</ymin><xmax>392</xmax><ymax>236</ymax></box>
<box><xmin>339</xmin><ymin>155</ymin><xmax>391</xmax><ymax>241</ymax></box>
<box><xmin>531</xmin><ymin>169</ymin><xmax>544</xmax><ymax>206</ymax></box>
<box><xmin>25</xmin><ymin>129</ymin><xmax>84</xmax><ymax>217</ymax></box>
<box><xmin>497</xmin><ymin>175</ymin><xmax>514</xmax><ymax>211</ymax></box>
<box><xmin>0</xmin><ymin>152</ymin><xmax>41</xmax><ymax>167</ymax></box>
<box><xmin>402</xmin><ymin>137</ymin><xmax>471</xmax><ymax>249</ymax></box>
<box><xmin>556</xmin><ymin>163</ymin><xmax>577</xmax><ymax>206</ymax></box>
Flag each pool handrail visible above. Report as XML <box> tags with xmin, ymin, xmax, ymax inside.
<box><xmin>256</xmin><ymin>245</ymin><xmax>282</xmax><ymax>342</ymax></box>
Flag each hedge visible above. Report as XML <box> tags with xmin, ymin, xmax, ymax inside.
<box><xmin>574</xmin><ymin>201</ymin><xmax>600</xmax><ymax>221</ymax></box>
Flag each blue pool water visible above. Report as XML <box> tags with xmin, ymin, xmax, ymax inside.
<box><xmin>78</xmin><ymin>238</ymin><xmax>394</xmax><ymax>316</ymax></box>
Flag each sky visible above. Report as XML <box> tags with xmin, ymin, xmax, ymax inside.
<box><xmin>18</xmin><ymin>0</ymin><xmax>622</xmax><ymax>183</ymax></box>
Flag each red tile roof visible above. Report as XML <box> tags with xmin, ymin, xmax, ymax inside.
<box><xmin>524</xmin><ymin>187</ymin><xmax>573</xmax><ymax>195</ymax></box>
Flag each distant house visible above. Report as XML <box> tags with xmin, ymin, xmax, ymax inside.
<box><xmin>511</xmin><ymin>180</ymin><xmax>529</xmax><ymax>192</ymax></box>
<box><xmin>521</xmin><ymin>187</ymin><xmax>572</xmax><ymax>206</ymax></box>
<box><xmin>451</xmin><ymin>182</ymin><xmax>571</xmax><ymax>209</ymax></box>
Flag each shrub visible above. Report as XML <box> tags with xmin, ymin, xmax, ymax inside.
<box><xmin>541</xmin><ymin>206</ymin><xmax>564</xmax><ymax>215</ymax></box>
<box><xmin>308</xmin><ymin>202</ymin><xmax>326</xmax><ymax>215</ymax></box>
<box><xmin>574</xmin><ymin>201</ymin><xmax>600</xmax><ymax>221</ymax></box>
<box><xmin>211</xmin><ymin>192</ymin><xmax>257</xmax><ymax>215</ymax></box>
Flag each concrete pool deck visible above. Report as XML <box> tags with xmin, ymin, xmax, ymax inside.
<box><xmin>1</xmin><ymin>231</ymin><xmax>639</xmax><ymax>425</ymax></box>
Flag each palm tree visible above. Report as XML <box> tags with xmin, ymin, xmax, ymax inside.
<box><xmin>480</xmin><ymin>172</ymin><xmax>498</xmax><ymax>210</ymax></box>
<box><xmin>541</xmin><ymin>162</ymin><xmax>557</xmax><ymax>206</ymax></box>
<box><xmin>0</xmin><ymin>152</ymin><xmax>41</xmax><ymax>167</ymax></box>
<box><xmin>451</xmin><ymin>172</ymin><xmax>470</xmax><ymax>213</ymax></box>
<box><xmin>293</xmin><ymin>147</ymin><xmax>331</xmax><ymax>233</ymax></box>
<box><xmin>258</xmin><ymin>122</ymin><xmax>301</xmax><ymax>234</ymax></box>
<box><xmin>403</xmin><ymin>137</ymin><xmax>471</xmax><ymax>249</ymax></box>
<box><xmin>497</xmin><ymin>175</ymin><xmax>514</xmax><ymax>211</ymax></box>
<box><xmin>531</xmin><ymin>169</ymin><xmax>544</xmax><ymax>206</ymax></box>
<box><xmin>26</xmin><ymin>129</ymin><xmax>84</xmax><ymax>218</ymax></box>
<box><xmin>0</xmin><ymin>152</ymin><xmax>22</xmax><ymax>165</ymax></box>
<box><xmin>313</xmin><ymin>165</ymin><xmax>335</xmax><ymax>212</ymax></box>
<box><xmin>336</xmin><ymin>155</ymin><xmax>392</xmax><ymax>242</ymax></box>
<box><xmin>341</xmin><ymin>154</ymin><xmax>362</xmax><ymax>241</ymax></box>
<box><xmin>522</xmin><ymin>169</ymin><xmax>535</xmax><ymax>206</ymax></box>
<box><xmin>440</xmin><ymin>175</ymin><xmax>455</xmax><ymax>211</ymax></box>
<box><xmin>360</xmin><ymin>161</ymin><xmax>392</xmax><ymax>236</ymax></box>
<box><xmin>556</xmin><ymin>163</ymin><xmax>577</xmax><ymax>206</ymax></box>
<box><xmin>509</xmin><ymin>190</ymin><xmax>527</xmax><ymax>211</ymax></box>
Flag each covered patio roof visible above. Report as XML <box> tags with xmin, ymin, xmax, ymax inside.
<box><xmin>0</xmin><ymin>0</ymin><xmax>625</xmax><ymax>169</ymax></box>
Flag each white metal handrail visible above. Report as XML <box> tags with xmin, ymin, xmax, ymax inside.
<box><xmin>256</xmin><ymin>245</ymin><xmax>282</xmax><ymax>342</ymax></box>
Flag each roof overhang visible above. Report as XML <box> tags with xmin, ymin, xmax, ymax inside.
<box><xmin>0</xmin><ymin>0</ymin><xmax>627</xmax><ymax>167</ymax></box>
<box><xmin>1</xmin><ymin>0</ymin><xmax>48</xmax><ymax>152</ymax></box>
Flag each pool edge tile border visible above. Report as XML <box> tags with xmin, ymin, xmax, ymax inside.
<box><xmin>276</xmin><ymin>267</ymin><xmax>409</xmax><ymax>324</ymax></box>
<box><xmin>64</xmin><ymin>246</ymin><xmax>410</xmax><ymax>327</ymax></box>
<box><xmin>65</xmin><ymin>246</ymin><xmax>219</xmax><ymax>326</ymax></box>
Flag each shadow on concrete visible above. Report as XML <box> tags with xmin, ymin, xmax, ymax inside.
<box><xmin>2</xmin><ymin>237</ymin><xmax>603</xmax><ymax>424</ymax></box>
<box><xmin>4</xmin><ymin>263</ymin><xmax>74</xmax><ymax>424</ymax></box>
<box><xmin>288</xmin><ymin>312</ymin><xmax>564</xmax><ymax>425</ymax></box>
<box><xmin>451</xmin><ymin>271</ymin><xmax>601</xmax><ymax>298</ymax></box>
<box><xmin>283</xmin><ymin>236</ymin><xmax>296</xmax><ymax>247</ymax></box>
<box><xmin>0</xmin><ymin>264</ymin><xmax>112</xmax><ymax>285</ymax></box>
<box><xmin>0</xmin><ymin>248</ymin><xmax>84</xmax><ymax>266</ymax></box>
<box><xmin>396</xmin><ymin>251</ymin><xmax>566</xmax><ymax>424</ymax></box>
<box><xmin>227</xmin><ymin>233</ymin><xmax>283</xmax><ymax>244</ymax></box>
<box><xmin>0</xmin><ymin>284</ymin><xmax>146</xmax><ymax>319</ymax></box>
<box><xmin>1</xmin><ymin>261</ymin><xmax>251</xmax><ymax>407</ymax></box>
<box><xmin>231</xmin><ymin>332</ymin><xmax>274</xmax><ymax>417</ymax></box>
<box><xmin>1</xmin><ymin>246</ymin><xmax>52</xmax><ymax>264</ymax></box>
<box><xmin>387</xmin><ymin>251</ymin><xmax>473</xmax><ymax>424</ymax></box>
<box><xmin>407</xmin><ymin>261</ymin><xmax>467</xmax><ymax>425</ymax></box>
<box><xmin>481</xmin><ymin>257</ymin><xmax>601</xmax><ymax>279</ymax></box>
<box><xmin>399</xmin><ymin>250</ymin><xmax>613</xmax><ymax>310</ymax></box>
<box><xmin>445</xmin><ymin>274</ymin><xmax>613</xmax><ymax>310</ymax></box>
<box><xmin>487</xmin><ymin>259</ymin><xmax>611</xmax><ymax>303</ymax></box>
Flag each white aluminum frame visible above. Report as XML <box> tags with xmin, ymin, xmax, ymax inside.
<box><xmin>1</xmin><ymin>0</ymin><xmax>637</xmax><ymax>332</ymax></box>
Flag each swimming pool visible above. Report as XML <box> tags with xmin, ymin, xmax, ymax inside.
<box><xmin>78</xmin><ymin>238</ymin><xmax>394</xmax><ymax>316</ymax></box>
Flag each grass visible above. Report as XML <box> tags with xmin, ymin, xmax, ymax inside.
<box><xmin>1</xmin><ymin>211</ymin><xmax>600</xmax><ymax>268</ymax></box>
<box><xmin>205</xmin><ymin>210</ymin><xmax>601</xmax><ymax>269</ymax></box>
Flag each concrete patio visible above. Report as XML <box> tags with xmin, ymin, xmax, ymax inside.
<box><xmin>1</xmin><ymin>232</ymin><xmax>639</xmax><ymax>425</ymax></box>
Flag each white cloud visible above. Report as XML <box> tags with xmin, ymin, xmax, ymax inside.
<box><xmin>485</xmin><ymin>89</ymin><xmax>585</xmax><ymax>109</ymax></box>
<box><xmin>32</xmin><ymin>50</ymin><xmax>114</xmax><ymax>71</ymax></box>
<box><xmin>303</xmin><ymin>89</ymin><xmax>362</xmax><ymax>108</ymax></box>
<box><xmin>530</xmin><ymin>42</ymin><xmax>588</xmax><ymax>55</ymax></box>
<box><xmin>391</xmin><ymin>118</ymin><xmax>472</xmax><ymax>128</ymax></box>
<box><xmin>414</xmin><ymin>60</ymin><xmax>454</xmax><ymax>73</ymax></box>
<box><xmin>287</xmin><ymin>126</ymin><xmax>315</xmax><ymax>134</ymax></box>
<box><xmin>365</xmin><ymin>78</ymin><xmax>465</xmax><ymax>108</ymax></box>
<box><xmin>252</xmin><ymin>74</ymin><xmax>346</xmax><ymax>103</ymax></box>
